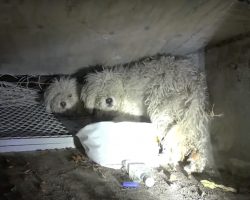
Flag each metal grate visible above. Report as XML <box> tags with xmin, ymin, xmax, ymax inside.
<box><xmin>0</xmin><ymin>80</ymin><xmax>74</xmax><ymax>152</ymax></box>
<box><xmin>0</xmin><ymin>104</ymin><xmax>70</xmax><ymax>138</ymax></box>
<box><xmin>0</xmin><ymin>81</ymin><xmax>40</xmax><ymax>108</ymax></box>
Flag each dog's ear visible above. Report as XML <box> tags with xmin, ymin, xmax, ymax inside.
<box><xmin>45</xmin><ymin>101</ymin><xmax>52</xmax><ymax>113</ymax></box>
<box><xmin>43</xmin><ymin>84</ymin><xmax>54</xmax><ymax>113</ymax></box>
<box><xmin>80</xmin><ymin>73</ymin><xmax>103</xmax><ymax>114</ymax></box>
<box><xmin>80</xmin><ymin>85</ymin><xmax>95</xmax><ymax>114</ymax></box>
<box><xmin>43</xmin><ymin>78</ymin><xmax>61</xmax><ymax>113</ymax></box>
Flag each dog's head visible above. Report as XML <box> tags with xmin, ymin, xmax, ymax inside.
<box><xmin>81</xmin><ymin>69</ymin><xmax>125</xmax><ymax>118</ymax></box>
<box><xmin>44</xmin><ymin>77</ymin><xmax>80</xmax><ymax>114</ymax></box>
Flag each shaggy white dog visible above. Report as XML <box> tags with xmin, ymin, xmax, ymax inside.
<box><xmin>44</xmin><ymin>77</ymin><xmax>83</xmax><ymax>115</ymax></box>
<box><xmin>81</xmin><ymin>55</ymin><xmax>213</xmax><ymax>173</ymax></box>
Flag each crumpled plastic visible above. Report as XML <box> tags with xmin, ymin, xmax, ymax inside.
<box><xmin>76</xmin><ymin>121</ymin><xmax>160</xmax><ymax>169</ymax></box>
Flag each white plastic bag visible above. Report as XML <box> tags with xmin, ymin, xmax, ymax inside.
<box><xmin>76</xmin><ymin>122</ymin><xmax>160</xmax><ymax>169</ymax></box>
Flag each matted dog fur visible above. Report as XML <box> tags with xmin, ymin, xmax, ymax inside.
<box><xmin>81</xmin><ymin>55</ymin><xmax>213</xmax><ymax>173</ymax></box>
<box><xmin>44</xmin><ymin>77</ymin><xmax>83</xmax><ymax>115</ymax></box>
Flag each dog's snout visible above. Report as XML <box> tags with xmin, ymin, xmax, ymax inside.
<box><xmin>60</xmin><ymin>101</ymin><xmax>66</xmax><ymax>108</ymax></box>
<box><xmin>106</xmin><ymin>98</ymin><xmax>113</xmax><ymax>107</ymax></box>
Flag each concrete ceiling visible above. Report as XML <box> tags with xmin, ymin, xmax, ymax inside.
<box><xmin>0</xmin><ymin>0</ymin><xmax>249</xmax><ymax>75</ymax></box>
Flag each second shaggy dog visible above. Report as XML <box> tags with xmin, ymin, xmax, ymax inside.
<box><xmin>44</xmin><ymin>77</ymin><xmax>83</xmax><ymax>115</ymax></box>
<box><xmin>81</xmin><ymin>55</ymin><xmax>213</xmax><ymax>173</ymax></box>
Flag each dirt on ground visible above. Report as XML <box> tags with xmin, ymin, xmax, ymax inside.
<box><xmin>0</xmin><ymin>148</ymin><xmax>250</xmax><ymax>200</ymax></box>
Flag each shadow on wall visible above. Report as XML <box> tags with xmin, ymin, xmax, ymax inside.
<box><xmin>204</xmin><ymin>34</ymin><xmax>250</xmax><ymax>176</ymax></box>
<box><xmin>206</xmin><ymin>0</ymin><xmax>250</xmax><ymax>48</ymax></box>
<box><xmin>200</xmin><ymin>0</ymin><xmax>250</xmax><ymax>177</ymax></box>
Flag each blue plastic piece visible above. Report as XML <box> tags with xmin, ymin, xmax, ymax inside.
<box><xmin>122</xmin><ymin>182</ymin><xmax>139</xmax><ymax>188</ymax></box>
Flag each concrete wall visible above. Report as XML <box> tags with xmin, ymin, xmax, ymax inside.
<box><xmin>0</xmin><ymin>0</ymin><xmax>244</xmax><ymax>75</ymax></box>
<box><xmin>206</xmin><ymin>37</ymin><xmax>250</xmax><ymax>163</ymax></box>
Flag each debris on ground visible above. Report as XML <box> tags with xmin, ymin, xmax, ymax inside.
<box><xmin>1</xmin><ymin>149</ymin><xmax>250</xmax><ymax>200</ymax></box>
<box><xmin>201</xmin><ymin>180</ymin><xmax>237</xmax><ymax>193</ymax></box>
<box><xmin>71</xmin><ymin>153</ymin><xmax>86</xmax><ymax>164</ymax></box>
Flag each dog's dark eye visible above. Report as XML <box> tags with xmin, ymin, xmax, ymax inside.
<box><xmin>68</xmin><ymin>94</ymin><xmax>72</xmax><ymax>98</ymax></box>
<box><xmin>105</xmin><ymin>98</ymin><xmax>113</xmax><ymax>106</ymax></box>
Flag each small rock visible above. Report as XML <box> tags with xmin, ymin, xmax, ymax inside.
<box><xmin>169</xmin><ymin>174</ymin><xmax>178</xmax><ymax>182</ymax></box>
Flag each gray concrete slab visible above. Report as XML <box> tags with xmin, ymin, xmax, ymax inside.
<box><xmin>1</xmin><ymin>0</ymin><xmax>248</xmax><ymax>75</ymax></box>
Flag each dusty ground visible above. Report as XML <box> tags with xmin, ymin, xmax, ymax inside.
<box><xmin>1</xmin><ymin>148</ymin><xmax>250</xmax><ymax>200</ymax></box>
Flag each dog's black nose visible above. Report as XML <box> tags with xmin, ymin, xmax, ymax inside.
<box><xmin>60</xmin><ymin>101</ymin><xmax>66</xmax><ymax>108</ymax></box>
<box><xmin>106</xmin><ymin>98</ymin><xmax>113</xmax><ymax>107</ymax></box>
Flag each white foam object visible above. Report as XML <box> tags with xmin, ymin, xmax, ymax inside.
<box><xmin>76</xmin><ymin>122</ymin><xmax>160</xmax><ymax>169</ymax></box>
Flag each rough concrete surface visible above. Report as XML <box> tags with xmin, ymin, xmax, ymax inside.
<box><xmin>205</xmin><ymin>37</ymin><xmax>250</xmax><ymax>168</ymax></box>
<box><xmin>0</xmin><ymin>148</ymin><xmax>250</xmax><ymax>200</ymax></box>
<box><xmin>2</xmin><ymin>0</ymin><xmax>249</xmax><ymax>74</ymax></box>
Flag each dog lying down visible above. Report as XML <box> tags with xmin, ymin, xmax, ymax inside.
<box><xmin>81</xmin><ymin>55</ymin><xmax>214</xmax><ymax>174</ymax></box>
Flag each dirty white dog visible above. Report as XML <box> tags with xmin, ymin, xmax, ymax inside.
<box><xmin>44</xmin><ymin>77</ymin><xmax>83</xmax><ymax>115</ymax></box>
<box><xmin>81</xmin><ymin>66</ymin><xmax>149</xmax><ymax>121</ymax></box>
<box><xmin>81</xmin><ymin>55</ymin><xmax>213</xmax><ymax>173</ymax></box>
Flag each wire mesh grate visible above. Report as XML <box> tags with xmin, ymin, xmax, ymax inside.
<box><xmin>0</xmin><ymin>81</ymin><xmax>40</xmax><ymax>108</ymax></box>
<box><xmin>0</xmin><ymin>104</ymin><xmax>70</xmax><ymax>138</ymax></box>
<box><xmin>0</xmin><ymin>81</ymin><xmax>70</xmax><ymax>138</ymax></box>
